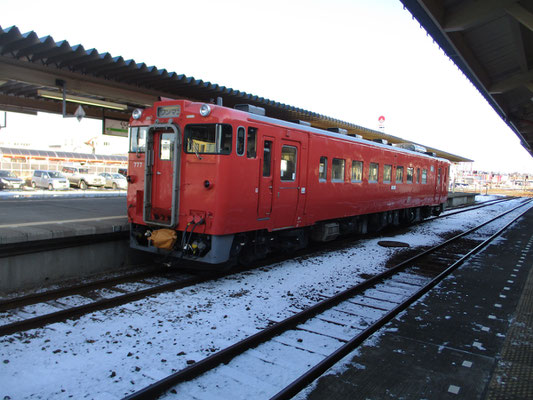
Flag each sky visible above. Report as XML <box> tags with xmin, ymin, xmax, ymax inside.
<box><xmin>1</xmin><ymin>0</ymin><xmax>533</xmax><ymax>174</ymax></box>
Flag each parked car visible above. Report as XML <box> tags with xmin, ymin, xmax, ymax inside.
<box><xmin>61</xmin><ymin>165</ymin><xmax>105</xmax><ymax>189</ymax></box>
<box><xmin>0</xmin><ymin>170</ymin><xmax>25</xmax><ymax>190</ymax></box>
<box><xmin>99</xmin><ymin>172</ymin><xmax>127</xmax><ymax>190</ymax></box>
<box><xmin>31</xmin><ymin>170</ymin><xmax>70</xmax><ymax>190</ymax></box>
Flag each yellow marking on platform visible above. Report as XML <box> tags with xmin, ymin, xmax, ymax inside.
<box><xmin>0</xmin><ymin>215</ymin><xmax>126</xmax><ymax>228</ymax></box>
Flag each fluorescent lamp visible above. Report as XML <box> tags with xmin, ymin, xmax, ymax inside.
<box><xmin>38</xmin><ymin>90</ymin><xmax>128</xmax><ymax>110</ymax></box>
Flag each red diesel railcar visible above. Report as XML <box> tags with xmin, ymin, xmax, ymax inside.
<box><xmin>127</xmin><ymin>100</ymin><xmax>449</xmax><ymax>265</ymax></box>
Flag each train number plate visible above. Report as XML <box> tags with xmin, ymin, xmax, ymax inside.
<box><xmin>157</xmin><ymin>105</ymin><xmax>181</xmax><ymax>118</ymax></box>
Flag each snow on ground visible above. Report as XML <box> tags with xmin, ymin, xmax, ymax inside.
<box><xmin>0</xmin><ymin>197</ymin><xmax>530</xmax><ymax>399</ymax></box>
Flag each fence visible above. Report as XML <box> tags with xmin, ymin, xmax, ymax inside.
<box><xmin>0</xmin><ymin>158</ymin><xmax>127</xmax><ymax>180</ymax></box>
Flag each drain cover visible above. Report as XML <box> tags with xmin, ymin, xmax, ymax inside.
<box><xmin>378</xmin><ymin>241</ymin><xmax>410</xmax><ymax>248</ymax></box>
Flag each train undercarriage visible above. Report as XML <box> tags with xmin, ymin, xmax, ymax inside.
<box><xmin>130</xmin><ymin>203</ymin><xmax>445</xmax><ymax>267</ymax></box>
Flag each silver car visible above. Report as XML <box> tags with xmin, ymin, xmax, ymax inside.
<box><xmin>31</xmin><ymin>170</ymin><xmax>70</xmax><ymax>190</ymax></box>
<box><xmin>0</xmin><ymin>170</ymin><xmax>25</xmax><ymax>190</ymax></box>
<box><xmin>99</xmin><ymin>172</ymin><xmax>127</xmax><ymax>190</ymax></box>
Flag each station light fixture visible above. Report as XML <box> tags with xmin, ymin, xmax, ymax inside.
<box><xmin>37</xmin><ymin>90</ymin><xmax>128</xmax><ymax>111</ymax></box>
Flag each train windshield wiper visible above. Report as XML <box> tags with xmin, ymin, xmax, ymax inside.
<box><xmin>193</xmin><ymin>142</ymin><xmax>203</xmax><ymax>160</ymax></box>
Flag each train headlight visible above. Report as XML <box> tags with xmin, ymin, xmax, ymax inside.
<box><xmin>132</xmin><ymin>108</ymin><xmax>143</xmax><ymax>120</ymax></box>
<box><xmin>199</xmin><ymin>104</ymin><xmax>211</xmax><ymax>117</ymax></box>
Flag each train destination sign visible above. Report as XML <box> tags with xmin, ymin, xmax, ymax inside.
<box><xmin>157</xmin><ymin>105</ymin><xmax>181</xmax><ymax>118</ymax></box>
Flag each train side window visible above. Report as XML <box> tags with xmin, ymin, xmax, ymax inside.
<box><xmin>236</xmin><ymin>127</ymin><xmax>245</xmax><ymax>156</ymax></box>
<box><xmin>280</xmin><ymin>145</ymin><xmax>297</xmax><ymax>181</ymax></box>
<box><xmin>407</xmin><ymin>167</ymin><xmax>414</xmax><ymax>184</ymax></box>
<box><xmin>319</xmin><ymin>156</ymin><xmax>327</xmax><ymax>182</ymax></box>
<box><xmin>383</xmin><ymin>164</ymin><xmax>392</xmax><ymax>183</ymax></box>
<box><xmin>351</xmin><ymin>160</ymin><xmax>363</xmax><ymax>182</ymax></box>
<box><xmin>369</xmin><ymin>162</ymin><xmax>379</xmax><ymax>183</ymax></box>
<box><xmin>247</xmin><ymin>127</ymin><xmax>257</xmax><ymax>158</ymax></box>
<box><xmin>417</xmin><ymin>168</ymin><xmax>421</xmax><ymax>184</ymax></box>
<box><xmin>422</xmin><ymin>169</ymin><xmax>428</xmax><ymax>184</ymax></box>
<box><xmin>396</xmin><ymin>166</ymin><xmax>404</xmax><ymax>183</ymax></box>
<box><xmin>332</xmin><ymin>158</ymin><xmax>345</xmax><ymax>182</ymax></box>
<box><xmin>263</xmin><ymin>140</ymin><xmax>272</xmax><ymax>177</ymax></box>
<box><xmin>438</xmin><ymin>168</ymin><xmax>442</xmax><ymax>185</ymax></box>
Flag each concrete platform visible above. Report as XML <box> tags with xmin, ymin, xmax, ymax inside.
<box><xmin>304</xmin><ymin>207</ymin><xmax>533</xmax><ymax>399</ymax></box>
<box><xmin>0</xmin><ymin>195</ymin><xmax>128</xmax><ymax>244</ymax></box>
<box><xmin>446</xmin><ymin>191</ymin><xmax>478</xmax><ymax>207</ymax></box>
<box><xmin>0</xmin><ymin>196</ymin><xmax>147</xmax><ymax>294</ymax></box>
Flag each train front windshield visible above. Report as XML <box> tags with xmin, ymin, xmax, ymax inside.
<box><xmin>129</xmin><ymin>127</ymin><xmax>148</xmax><ymax>152</ymax></box>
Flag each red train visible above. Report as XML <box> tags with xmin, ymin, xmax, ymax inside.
<box><xmin>127</xmin><ymin>99</ymin><xmax>449</xmax><ymax>265</ymax></box>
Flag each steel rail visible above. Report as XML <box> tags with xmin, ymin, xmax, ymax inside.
<box><xmin>0</xmin><ymin>272</ymin><xmax>220</xmax><ymax>337</ymax></box>
<box><xmin>122</xmin><ymin>199</ymin><xmax>532</xmax><ymax>400</ymax></box>
<box><xmin>0</xmin><ymin>265</ymin><xmax>166</xmax><ymax>310</ymax></box>
<box><xmin>428</xmin><ymin>196</ymin><xmax>515</xmax><ymax>221</ymax></box>
<box><xmin>270</xmin><ymin>200</ymin><xmax>532</xmax><ymax>400</ymax></box>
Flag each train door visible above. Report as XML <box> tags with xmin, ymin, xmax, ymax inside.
<box><xmin>144</xmin><ymin>124</ymin><xmax>181</xmax><ymax>228</ymax></box>
<box><xmin>271</xmin><ymin>134</ymin><xmax>305</xmax><ymax>229</ymax></box>
<box><xmin>258</xmin><ymin>136</ymin><xmax>274</xmax><ymax>219</ymax></box>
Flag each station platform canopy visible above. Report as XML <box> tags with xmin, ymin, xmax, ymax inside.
<box><xmin>401</xmin><ymin>0</ymin><xmax>533</xmax><ymax>159</ymax></box>
<box><xmin>0</xmin><ymin>24</ymin><xmax>470</xmax><ymax>163</ymax></box>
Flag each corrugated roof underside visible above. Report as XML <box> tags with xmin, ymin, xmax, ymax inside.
<box><xmin>0</xmin><ymin>24</ymin><xmax>471</xmax><ymax>162</ymax></box>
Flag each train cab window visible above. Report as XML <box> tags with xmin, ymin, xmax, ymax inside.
<box><xmin>422</xmin><ymin>169</ymin><xmax>428</xmax><ymax>184</ymax></box>
<box><xmin>369</xmin><ymin>163</ymin><xmax>379</xmax><ymax>183</ymax></box>
<box><xmin>383</xmin><ymin>164</ymin><xmax>392</xmax><ymax>183</ymax></box>
<box><xmin>184</xmin><ymin>124</ymin><xmax>232</xmax><ymax>155</ymax></box>
<box><xmin>129</xmin><ymin>127</ymin><xmax>147</xmax><ymax>153</ymax></box>
<box><xmin>236</xmin><ymin>127</ymin><xmax>245</xmax><ymax>156</ymax></box>
<box><xmin>263</xmin><ymin>140</ymin><xmax>272</xmax><ymax>177</ymax></box>
<box><xmin>351</xmin><ymin>160</ymin><xmax>363</xmax><ymax>182</ymax></box>
<box><xmin>332</xmin><ymin>159</ymin><xmax>345</xmax><ymax>182</ymax></box>
<box><xmin>160</xmin><ymin>132</ymin><xmax>175</xmax><ymax>161</ymax></box>
<box><xmin>396</xmin><ymin>166</ymin><xmax>404</xmax><ymax>183</ymax></box>
<box><xmin>280</xmin><ymin>146</ymin><xmax>297</xmax><ymax>181</ymax></box>
<box><xmin>319</xmin><ymin>156</ymin><xmax>327</xmax><ymax>182</ymax></box>
<box><xmin>407</xmin><ymin>167</ymin><xmax>414</xmax><ymax>184</ymax></box>
<box><xmin>417</xmin><ymin>168</ymin><xmax>421</xmax><ymax>184</ymax></box>
<box><xmin>247</xmin><ymin>127</ymin><xmax>257</xmax><ymax>158</ymax></box>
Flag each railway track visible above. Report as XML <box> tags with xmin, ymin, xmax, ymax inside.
<box><xmin>122</xmin><ymin>199</ymin><xmax>532</xmax><ymax>400</ymax></box>
<box><xmin>0</xmin><ymin>196</ymin><xmax>519</xmax><ymax>338</ymax></box>
<box><xmin>0</xmin><ymin>267</ymin><xmax>217</xmax><ymax>336</ymax></box>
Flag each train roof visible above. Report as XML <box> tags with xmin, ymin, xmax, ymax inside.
<box><xmin>243</xmin><ymin>109</ymin><xmax>451</xmax><ymax>164</ymax></box>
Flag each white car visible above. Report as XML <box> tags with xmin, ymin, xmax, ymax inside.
<box><xmin>99</xmin><ymin>173</ymin><xmax>127</xmax><ymax>190</ymax></box>
<box><xmin>61</xmin><ymin>165</ymin><xmax>105</xmax><ymax>189</ymax></box>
